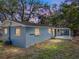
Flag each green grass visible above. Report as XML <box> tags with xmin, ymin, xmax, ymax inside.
<box><xmin>32</xmin><ymin>40</ymin><xmax>74</xmax><ymax>59</ymax></box>
<box><xmin>0</xmin><ymin>39</ymin><xmax>79</xmax><ymax>59</ymax></box>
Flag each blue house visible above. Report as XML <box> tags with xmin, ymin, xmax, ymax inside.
<box><xmin>2</xmin><ymin>20</ymin><xmax>72</xmax><ymax>48</ymax></box>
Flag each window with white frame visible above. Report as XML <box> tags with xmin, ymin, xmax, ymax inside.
<box><xmin>4</xmin><ymin>28</ymin><xmax>8</xmax><ymax>34</ymax></box>
<box><xmin>16</xmin><ymin>28</ymin><xmax>21</xmax><ymax>36</ymax></box>
<box><xmin>35</xmin><ymin>27</ymin><xmax>40</xmax><ymax>36</ymax></box>
<box><xmin>56</xmin><ymin>29</ymin><xmax>69</xmax><ymax>36</ymax></box>
<box><xmin>48</xmin><ymin>28</ymin><xmax>52</xmax><ymax>34</ymax></box>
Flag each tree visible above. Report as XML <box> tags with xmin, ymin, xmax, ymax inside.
<box><xmin>0</xmin><ymin>0</ymin><xmax>18</xmax><ymax>21</ymax></box>
<box><xmin>39</xmin><ymin>3</ymin><xmax>51</xmax><ymax>24</ymax></box>
<box><xmin>60</xmin><ymin>1</ymin><xmax>79</xmax><ymax>30</ymax></box>
<box><xmin>18</xmin><ymin>0</ymin><xmax>27</xmax><ymax>21</ymax></box>
<box><xmin>17</xmin><ymin>0</ymin><xmax>50</xmax><ymax>23</ymax></box>
<box><xmin>0</xmin><ymin>0</ymin><xmax>7</xmax><ymax>22</ymax></box>
<box><xmin>26</xmin><ymin>0</ymin><xmax>43</xmax><ymax>21</ymax></box>
<box><xmin>48</xmin><ymin>0</ymin><xmax>79</xmax><ymax>31</ymax></box>
<box><xmin>0</xmin><ymin>0</ymin><xmax>52</xmax><ymax>24</ymax></box>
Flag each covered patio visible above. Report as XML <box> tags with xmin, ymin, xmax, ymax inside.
<box><xmin>49</xmin><ymin>28</ymin><xmax>72</xmax><ymax>39</ymax></box>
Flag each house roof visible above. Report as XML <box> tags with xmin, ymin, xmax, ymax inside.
<box><xmin>2</xmin><ymin>20</ymin><xmax>52</xmax><ymax>27</ymax></box>
<box><xmin>13</xmin><ymin>20</ymin><xmax>70</xmax><ymax>28</ymax></box>
<box><xmin>14</xmin><ymin>20</ymin><xmax>50</xmax><ymax>26</ymax></box>
<box><xmin>2</xmin><ymin>20</ymin><xmax>70</xmax><ymax>29</ymax></box>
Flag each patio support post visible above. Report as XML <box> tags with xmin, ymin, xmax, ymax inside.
<box><xmin>52</xmin><ymin>28</ymin><xmax>55</xmax><ymax>38</ymax></box>
<box><xmin>69</xmin><ymin>29</ymin><xmax>72</xmax><ymax>40</ymax></box>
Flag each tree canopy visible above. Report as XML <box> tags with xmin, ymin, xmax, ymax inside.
<box><xmin>0</xmin><ymin>0</ymin><xmax>52</xmax><ymax>24</ymax></box>
<box><xmin>0</xmin><ymin>0</ymin><xmax>79</xmax><ymax>30</ymax></box>
<box><xmin>48</xmin><ymin>0</ymin><xmax>79</xmax><ymax>30</ymax></box>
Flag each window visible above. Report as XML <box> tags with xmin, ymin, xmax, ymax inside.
<box><xmin>61</xmin><ymin>29</ymin><xmax>69</xmax><ymax>36</ymax></box>
<box><xmin>48</xmin><ymin>28</ymin><xmax>52</xmax><ymax>34</ymax></box>
<box><xmin>56</xmin><ymin>29</ymin><xmax>69</xmax><ymax>36</ymax></box>
<box><xmin>35</xmin><ymin>28</ymin><xmax>40</xmax><ymax>36</ymax></box>
<box><xmin>4</xmin><ymin>28</ymin><xmax>8</xmax><ymax>34</ymax></box>
<box><xmin>16</xmin><ymin>28</ymin><xmax>21</xmax><ymax>36</ymax></box>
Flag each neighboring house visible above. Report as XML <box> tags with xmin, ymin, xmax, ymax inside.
<box><xmin>2</xmin><ymin>20</ymin><xmax>72</xmax><ymax>48</ymax></box>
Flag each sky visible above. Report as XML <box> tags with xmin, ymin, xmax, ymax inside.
<box><xmin>41</xmin><ymin>0</ymin><xmax>65</xmax><ymax>6</ymax></box>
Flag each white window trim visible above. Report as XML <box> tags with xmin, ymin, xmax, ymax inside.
<box><xmin>35</xmin><ymin>27</ymin><xmax>40</xmax><ymax>36</ymax></box>
<box><xmin>4</xmin><ymin>28</ymin><xmax>8</xmax><ymax>34</ymax></box>
<box><xmin>16</xmin><ymin>28</ymin><xmax>21</xmax><ymax>36</ymax></box>
<box><xmin>48</xmin><ymin>28</ymin><xmax>52</xmax><ymax>34</ymax></box>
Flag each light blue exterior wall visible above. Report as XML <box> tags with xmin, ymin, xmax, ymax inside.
<box><xmin>4</xmin><ymin>26</ymin><xmax>52</xmax><ymax>48</ymax></box>
<box><xmin>4</xmin><ymin>27</ymin><xmax>26</xmax><ymax>48</ymax></box>
<box><xmin>10</xmin><ymin>27</ymin><xmax>26</xmax><ymax>48</ymax></box>
<box><xmin>25</xmin><ymin>27</ymin><xmax>52</xmax><ymax>48</ymax></box>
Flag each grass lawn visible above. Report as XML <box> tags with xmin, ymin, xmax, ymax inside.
<box><xmin>0</xmin><ymin>39</ymin><xmax>79</xmax><ymax>59</ymax></box>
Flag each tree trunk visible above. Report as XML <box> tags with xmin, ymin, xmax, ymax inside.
<box><xmin>20</xmin><ymin>0</ymin><xmax>25</xmax><ymax>22</ymax></box>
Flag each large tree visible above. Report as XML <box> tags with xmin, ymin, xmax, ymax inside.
<box><xmin>48</xmin><ymin>0</ymin><xmax>79</xmax><ymax>30</ymax></box>
<box><xmin>60</xmin><ymin>1</ymin><xmax>79</xmax><ymax>30</ymax></box>
<box><xmin>0</xmin><ymin>0</ymin><xmax>52</xmax><ymax>24</ymax></box>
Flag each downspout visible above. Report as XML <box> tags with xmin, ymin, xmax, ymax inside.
<box><xmin>8</xmin><ymin>20</ymin><xmax>12</xmax><ymax>45</ymax></box>
<box><xmin>8</xmin><ymin>12</ymin><xmax>14</xmax><ymax>45</ymax></box>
